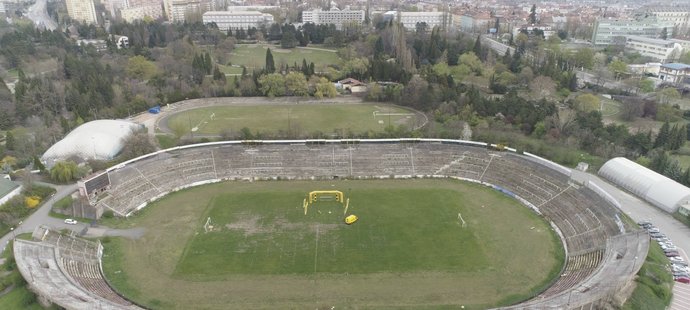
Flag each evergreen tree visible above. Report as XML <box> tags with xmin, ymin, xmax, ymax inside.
<box><xmin>301</xmin><ymin>58</ymin><xmax>310</xmax><ymax>76</ymax></box>
<box><xmin>204</xmin><ymin>52</ymin><xmax>212</xmax><ymax>74</ymax></box>
<box><xmin>227</xmin><ymin>29</ymin><xmax>233</xmax><ymax>37</ymax></box>
<box><xmin>529</xmin><ymin>4</ymin><xmax>537</xmax><ymax>24</ymax></box>
<box><xmin>265</xmin><ymin>48</ymin><xmax>275</xmax><ymax>73</ymax></box>
<box><xmin>309</xmin><ymin>62</ymin><xmax>315</xmax><ymax>76</ymax></box>
<box><xmin>654</xmin><ymin>121</ymin><xmax>671</xmax><ymax>149</ymax></box>
<box><xmin>502</xmin><ymin>49</ymin><xmax>511</xmax><ymax>66</ymax></box>
<box><xmin>473</xmin><ymin>35</ymin><xmax>483</xmax><ymax>61</ymax></box>
<box><xmin>661</xmin><ymin>27</ymin><xmax>668</xmax><ymax>40</ymax></box>
<box><xmin>5</xmin><ymin>131</ymin><xmax>15</xmax><ymax>150</ymax></box>
<box><xmin>374</xmin><ymin>37</ymin><xmax>384</xmax><ymax>60</ymax></box>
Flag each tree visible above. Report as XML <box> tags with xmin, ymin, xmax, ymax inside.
<box><xmin>265</xmin><ymin>48</ymin><xmax>275</xmax><ymax>73</ymax></box>
<box><xmin>657</xmin><ymin>87</ymin><xmax>681</xmax><ymax>104</ymax></box>
<box><xmin>529</xmin><ymin>4</ymin><xmax>537</xmax><ymax>24</ymax></box>
<box><xmin>608</xmin><ymin>59</ymin><xmax>627</xmax><ymax>79</ymax></box>
<box><xmin>661</xmin><ymin>27</ymin><xmax>668</xmax><ymax>40</ymax></box>
<box><xmin>258</xmin><ymin>73</ymin><xmax>286</xmax><ymax>97</ymax></box>
<box><xmin>374</xmin><ymin>36</ymin><xmax>384</xmax><ymax>60</ymax></box>
<box><xmin>5</xmin><ymin>130</ymin><xmax>15</xmax><ymax>150</ymax></box>
<box><xmin>458</xmin><ymin>52</ymin><xmax>483</xmax><ymax>75</ymax></box>
<box><xmin>639</xmin><ymin>78</ymin><xmax>655</xmax><ymax>93</ymax></box>
<box><xmin>529</xmin><ymin>76</ymin><xmax>557</xmax><ymax>99</ymax></box>
<box><xmin>50</xmin><ymin>161</ymin><xmax>79</xmax><ymax>183</ymax></box>
<box><xmin>574</xmin><ymin>93</ymin><xmax>600</xmax><ymax>112</ymax></box>
<box><xmin>126</xmin><ymin>56</ymin><xmax>159</xmax><ymax>80</ymax></box>
<box><xmin>654</xmin><ymin>121</ymin><xmax>671</xmax><ymax>149</ymax></box>
<box><xmin>284</xmin><ymin>72</ymin><xmax>309</xmax><ymax>96</ymax></box>
<box><xmin>281</xmin><ymin>31</ymin><xmax>298</xmax><ymax>49</ymax></box>
<box><xmin>472</xmin><ymin>35</ymin><xmax>483</xmax><ymax>61</ymax></box>
<box><xmin>314</xmin><ymin>77</ymin><xmax>337</xmax><ymax>99</ymax></box>
<box><xmin>119</xmin><ymin>129</ymin><xmax>156</xmax><ymax>160</ymax></box>
<box><xmin>572</xmin><ymin>48</ymin><xmax>594</xmax><ymax>70</ymax></box>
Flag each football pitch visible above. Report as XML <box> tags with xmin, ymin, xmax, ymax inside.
<box><xmin>223</xmin><ymin>44</ymin><xmax>341</xmax><ymax>74</ymax></box>
<box><xmin>102</xmin><ymin>179</ymin><xmax>563</xmax><ymax>309</ymax></box>
<box><xmin>161</xmin><ymin>103</ymin><xmax>420</xmax><ymax>137</ymax></box>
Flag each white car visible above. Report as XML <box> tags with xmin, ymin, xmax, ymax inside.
<box><xmin>64</xmin><ymin>219</ymin><xmax>78</xmax><ymax>225</ymax></box>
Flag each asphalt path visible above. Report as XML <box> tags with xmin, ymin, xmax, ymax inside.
<box><xmin>0</xmin><ymin>182</ymin><xmax>144</xmax><ymax>257</ymax></box>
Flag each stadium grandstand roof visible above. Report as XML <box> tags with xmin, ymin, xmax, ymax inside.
<box><xmin>41</xmin><ymin>120</ymin><xmax>142</xmax><ymax>167</ymax></box>
<box><xmin>598</xmin><ymin>157</ymin><xmax>690</xmax><ymax>213</ymax></box>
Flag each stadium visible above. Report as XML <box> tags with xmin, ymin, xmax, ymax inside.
<box><xmin>13</xmin><ymin>139</ymin><xmax>648</xmax><ymax>309</ymax></box>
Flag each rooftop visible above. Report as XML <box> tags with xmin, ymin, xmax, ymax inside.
<box><xmin>662</xmin><ymin>63</ymin><xmax>690</xmax><ymax>70</ymax></box>
<box><xmin>0</xmin><ymin>178</ymin><xmax>19</xmax><ymax>198</ymax></box>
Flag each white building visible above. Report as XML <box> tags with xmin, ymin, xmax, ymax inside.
<box><xmin>599</xmin><ymin>157</ymin><xmax>690</xmax><ymax>214</ymax></box>
<box><xmin>301</xmin><ymin>9</ymin><xmax>364</xmax><ymax>30</ymax></box>
<box><xmin>591</xmin><ymin>17</ymin><xmax>672</xmax><ymax>45</ymax></box>
<box><xmin>41</xmin><ymin>120</ymin><xmax>142</xmax><ymax>168</ymax></box>
<box><xmin>65</xmin><ymin>0</ymin><xmax>98</xmax><ymax>24</ymax></box>
<box><xmin>625</xmin><ymin>35</ymin><xmax>683</xmax><ymax>63</ymax></box>
<box><xmin>202</xmin><ymin>11</ymin><xmax>273</xmax><ymax>31</ymax></box>
<box><xmin>383</xmin><ymin>11</ymin><xmax>452</xmax><ymax>31</ymax></box>
<box><xmin>513</xmin><ymin>24</ymin><xmax>556</xmax><ymax>39</ymax></box>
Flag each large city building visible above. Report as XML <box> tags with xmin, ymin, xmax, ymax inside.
<box><xmin>591</xmin><ymin>16</ymin><xmax>672</xmax><ymax>45</ymax></box>
<box><xmin>647</xmin><ymin>7</ymin><xmax>690</xmax><ymax>36</ymax></box>
<box><xmin>120</xmin><ymin>0</ymin><xmax>164</xmax><ymax>22</ymax></box>
<box><xmin>625</xmin><ymin>35</ymin><xmax>683</xmax><ymax>63</ymax></box>
<box><xmin>65</xmin><ymin>0</ymin><xmax>98</xmax><ymax>24</ymax></box>
<box><xmin>165</xmin><ymin>0</ymin><xmax>213</xmax><ymax>22</ymax></box>
<box><xmin>301</xmin><ymin>9</ymin><xmax>364</xmax><ymax>30</ymax></box>
<box><xmin>202</xmin><ymin>10</ymin><xmax>274</xmax><ymax>31</ymax></box>
<box><xmin>383</xmin><ymin>11</ymin><xmax>452</xmax><ymax>31</ymax></box>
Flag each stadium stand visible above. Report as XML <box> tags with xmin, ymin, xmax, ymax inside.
<box><xmin>14</xmin><ymin>226</ymin><xmax>141</xmax><ymax>310</ymax></box>
<box><xmin>75</xmin><ymin>139</ymin><xmax>647</xmax><ymax>309</ymax></box>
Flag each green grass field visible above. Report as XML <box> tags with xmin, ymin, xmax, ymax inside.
<box><xmin>102</xmin><ymin>179</ymin><xmax>563</xmax><ymax>309</ymax></box>
<box><xmin>162</xmin><ymin>104</ymin><xmax>420</xmax><ymax>137</ymax></box>
<box><xmin>227</xmin><ymin>44</ymin><xmax>341</xmax><ymax>72</ymax></box>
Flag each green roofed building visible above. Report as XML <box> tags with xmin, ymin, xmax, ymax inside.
<box><xmin>0</xmin><ymin>178</ymin><xmax>22</xmax><ymax>206</ymax></box>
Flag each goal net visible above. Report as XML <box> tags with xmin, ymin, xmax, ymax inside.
<box><xmin>303</xmin><ymin>190</ymin><xmax>349</xmax><ymax>215</ymax></box>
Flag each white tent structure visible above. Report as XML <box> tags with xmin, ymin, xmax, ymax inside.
<box><xmin>599</xmin><ymin>157</ymin><xmax>690</xmax><ymax>214</ymax></box>
<box><xmin>42</xmin><ymin>120</ymin><xmax>141</xmax><ymax>167</ymax></box>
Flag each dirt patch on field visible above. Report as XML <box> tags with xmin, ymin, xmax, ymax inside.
<box><xmin>226</xmin><ymin>215</ymin><xmax>341</xmax><ymax>236</ymax></box>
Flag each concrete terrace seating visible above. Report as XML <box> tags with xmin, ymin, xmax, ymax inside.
<box><xmin>95</xmin><ymin>140</ymin><xmax>645</xmax><ymax>308</ymax></box>
<box><xmin>15</xmin><ymin>227</ymin><xmax>140</xmax><ymax>309</ymax></box>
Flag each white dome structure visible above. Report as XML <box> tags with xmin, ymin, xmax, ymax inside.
<box><xmin>42</xmin><ymin>120</ymin><xmax>142</xmax><ymax>167</ymax></box>
<box><xmin>598</xmin><ymin>157</ymin><xmax>690</xmax><ymax>213</ymax></box>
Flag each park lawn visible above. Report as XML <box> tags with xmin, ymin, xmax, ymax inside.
<box><xmin>102</xmin><ymin>179</ymin><xmax>563</xmax><ymax>309</ymax></box>
<box><xmin>217</xmin><ymin>64</ymin><xmax>243</xmax><ymax>75</ymax></box>
<box><xmin>228</xmin><ymin>44</ymin><xmax>341</xmax><ymax>72</ymax></box>
<box><xmin>163</xmin><ymin>104</ymin><xmax>419</xmax><ymax>137</ymax></box>
<box><xmin>621</xmin><ymin>242</ymin><xmax>673</xmax><ymax>310</ymax></box>
<box><xmin>600</xmin><ymin>96</ymin><xmax>621</xmax><ymax>117</ymax></box>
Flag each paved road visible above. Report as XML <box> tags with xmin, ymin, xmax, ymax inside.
<box><xmin>0</xmin><ymin>182</ymin><xmax>145</xmax><ymax>257</ymax></box>
<box><xmin>26</xmin><ymin>0</ymin><xmax>57</xmax><ymax>31</ymax></box>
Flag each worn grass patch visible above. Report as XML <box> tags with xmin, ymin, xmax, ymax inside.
<box><xmin>102</xmin><ymin>179</ymin><xmax>562</xmax><ymax>309</ymax></box>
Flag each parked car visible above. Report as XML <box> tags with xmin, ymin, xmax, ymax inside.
<box><xmin>675</xmin><ymin>276</ymin><xmax>690</xmax><ymax>284</ymax></box>
<box><xmin>64</xmin><ymin>219</ymin><xmax>77</xmax><ymax>225</ymax></box>
<box><xmin>666</xmin><ymin>251</ymin><xmax>680</xmax><ymax>257</ymax></box>
<box><xmin>648</xmin><ymin>227</ymin><xmax>661</xmax><ymax>233</ymax></box>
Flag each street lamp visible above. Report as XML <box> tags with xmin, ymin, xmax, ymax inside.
<box><xmin>10</xmin><ymin>227</ymin><xmax>15</xmax><ymax>239</ymax></box>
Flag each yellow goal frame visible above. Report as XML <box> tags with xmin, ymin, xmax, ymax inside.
<box><xmin>303</xmin><ymin>190</ymin><xmax>349</xmax><ymax>215</ymax></box>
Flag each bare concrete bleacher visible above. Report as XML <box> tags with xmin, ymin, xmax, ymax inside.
<box><xmin>13</xmin><ymin>226</ymin><xmax>140</xmax><ymax>310</ymax></box>
<box><xmin>93</xmin><ymin>139</ymin><xmax>647</xmax><ymax>309</ymax></box>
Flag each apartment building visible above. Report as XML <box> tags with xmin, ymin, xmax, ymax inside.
<box><xmin>120</xmin><ymin>0</ymin><xmax>164</xmax><ymax>22</ymax></box>
<box><xmin>647</xmin><ymin>7</ymin><xmax>690</xmax><ymax>34</ymax></box>
<box><xmin>66</xmin><ymin>0</ymin><xmax>98</xmax><ymax>24</ymax></box>
<box><xmin>165</xmin><ymin>0</ymin><xmax>213</xmax><ymax>22</ymax></box>
<box><xmin>625</xmin><ymin>35</ymin><xmax>683</xmax><ymax>63</ymax></box>
<box><xmin>202</xmin><ymin>10</ymin><xmax>274</xmax><ymax>31</ymax></box>
<box><xmin>382</xmin><ymin>11</ymin><xmax>452</xmax><ymax>31</ymax></box>
<box><xmin>301</xmin><ymin>9</ymin><xmax>364</xmax><ymax>30</ymax></box>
